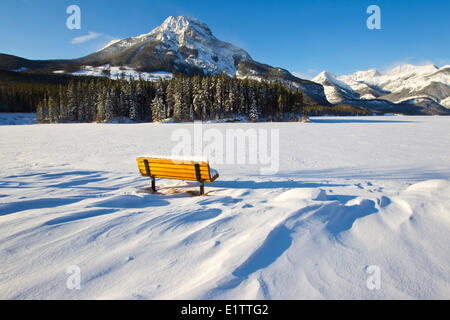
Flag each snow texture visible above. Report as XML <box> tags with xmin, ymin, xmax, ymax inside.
<box><xmin>0</xmin><ymin>115</ymin><xmax>449</xmax><ymax>299</ymax></box>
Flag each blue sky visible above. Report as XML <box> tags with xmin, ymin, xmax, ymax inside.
<box><xmin>0</xmin><ymin>0</ymin><xmax>449</xmax><ymax>77</ymax></box>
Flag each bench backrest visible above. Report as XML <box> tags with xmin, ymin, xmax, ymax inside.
<box><xmin>136</xmin><ymin>157</ymin><xmax>214</xmax><ymax>183</ymax></box>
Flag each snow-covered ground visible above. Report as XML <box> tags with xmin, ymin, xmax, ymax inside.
<box><xmin>0</xmin><ymin>115</ymin><xmax>449</xmax><ymax>299</ymax></box>
<box><xmin>55</xmin><ymin>65</ymin><xmax>174</xmax><ymax>82</ymax></box>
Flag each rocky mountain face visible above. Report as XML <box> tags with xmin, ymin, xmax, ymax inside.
<box><xmin>312</xmin><ymin>64</ymin><xmax>450</xmax><ymax>114</ymax></box>
<box><xmin>80</xmin><ymin>16</ymin><xmax>251</xmax><ymax>76</ymax></box>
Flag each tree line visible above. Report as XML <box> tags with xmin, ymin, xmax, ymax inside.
<box><xmin>35</xmin><ymin>74</ymin><xmax>308</xmax><ymax>123</ymax></box>
<box><xmin>1</xmin><ymin>72</ymin><xmax>372</xmax><ymax>122</ymax></box>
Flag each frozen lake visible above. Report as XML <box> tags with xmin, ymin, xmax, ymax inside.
<box><xmin>0</xmin><ymin>115</ymin><xmax>449</xmax><ymax>299</ymax></box>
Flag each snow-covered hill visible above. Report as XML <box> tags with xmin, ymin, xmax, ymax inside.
<box><xmin>1</xmin><ymin>116</ymin><xmax>450</xmax><ymax>299</ymax></box>
<box><xmin>313</xmin><ymin>64</ymin><xmax>450</xmax><ymax>111</ymax></box>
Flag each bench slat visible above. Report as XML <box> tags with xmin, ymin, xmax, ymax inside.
<box><xmin>140</xmin><ymin>172</ymin><xmax>212</xmax><ymax>182</ymax></box>
<box><xmin>146</xmin><ymin>175</ymin><xmax>200</xmax><ymax>182</ymax></box>
<box><xmin>137</xmin><ymin>157</ymin><xmax>209</xmax><ymax>166</ymax></box>
<box><xmin>140</xmin><ymin>170</ymin><xmax>197</xmax><ymax>178</ymax></box>
<box><xmin>137</xmin><ymin>166</ymin><xmax>210</xmax><ymax>178</ymax></box>
<box><xmin>138</xmin><ymin>168</ymin><xmax>212</xmax><ymax>181</ymax></box>
<box><xmin>137</xmin><ymin>164</ymin><xmax>209</xmax><ymax>174</ymax></box>
<box><xmin>137</xmin><ymin>162</ymin><xmax>209</xmax><ymax>171</ymax></box>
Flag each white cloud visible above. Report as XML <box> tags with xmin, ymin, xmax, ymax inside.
<box><xmin>71</xmin><ymin>32</ymin><xmax>101</xmax><ymax>44</ymax></box>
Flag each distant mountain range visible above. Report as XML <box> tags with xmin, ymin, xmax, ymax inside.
<box><xmin>0</xmin><ymin>15</ymin><xmax>449</xmax><ymax>115</ymax></box>
<box><xmin>312</xmin><ymin>64</ymin><xmax>450</xmax><ymax>114</ymax></box>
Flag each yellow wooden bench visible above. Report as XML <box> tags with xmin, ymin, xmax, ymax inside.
<box><xmin>136</xmin><ymin>157</ymin><xmax>219</xmax><ymax>195</ymax></box>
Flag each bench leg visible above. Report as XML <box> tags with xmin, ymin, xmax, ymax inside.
<box><xmin>199</xmin><ymin>181</ymin><xmax>204</xmax><ymax>195</ymax></box>
<box><xmin>151</xmin><ymin>177</ymin><xmax>156</xmax><ymax>192</ymax></box>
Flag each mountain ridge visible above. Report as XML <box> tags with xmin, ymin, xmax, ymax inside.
<box><xmin>312</xmin><ymin>64</ymin><xmax>450</xmax><ymax>114</ymax></box>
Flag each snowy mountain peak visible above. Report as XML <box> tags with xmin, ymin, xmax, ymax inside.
<box><xmin>313</xmin><ymin>71</ymin><xmax>338</xmax><ymax>81</ymax></box>
<box><xmin>151</xmin><ymin>16</ymin><xmax>213</xmax><ymax>38</ymax></box>
<box><xmin>384</xmin><ymin>63</ymin><xmax>438</xmax><ymax>76</ymax></box>
<box><xmin>313</xmin><ymin>71</ymin><xmax>353</xmax><ymax>93</ymax></box>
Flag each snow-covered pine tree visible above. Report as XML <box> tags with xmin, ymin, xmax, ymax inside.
<box><xmin>192</xmin><ymin>76</ymin><xmax>202</xmax><ymax>120</ymax></box>
<box><xmin>151</xmin><ymin>95</ymin><xmax>165</xmax><ymax>122</ymax></box>
<box><xmin>214</xmin><ymin>75</ymin><xmax>226</xmax><ymax>120</ymax></box>
<box><xmin>153</xmin><ymin>79</ymin><xmax>166</xmax><ymax>119</ymax></box>
<box><xmin>249</xmin><ymin>88</ymin><xmax>259</xmax><ymax>122</ymax></box>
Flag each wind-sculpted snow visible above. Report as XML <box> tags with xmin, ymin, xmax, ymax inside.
<box><xmin>0</xmin><ymin>116</ymin><xmax>449</xmax><ymax>299</ymax></box>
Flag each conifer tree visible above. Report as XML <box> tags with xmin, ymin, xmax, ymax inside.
<box><xmin>249</xmin><ymin>88</ymin><xmax>259</xmax><ymax>122</ymax></box>
<box><xmin>67</xmin><ymin>81</ymin><xmax>78</xmax><ymax>121</ymax></box>
<box><xmin>36</xmin><ymin>100</ymin><xmax>47</xmax><ymax>123</ymax></box>
<box><xmin>151</xmin><ymin>96</ymin><xmax>165</xmax><ymax>122</ymax></box>
<box><xmin>104</xmin><ymin>88</ymin><xmax>114</xmax><ymax>122</ymax></box>
<box><xmin>165</xmin><ymin>79</ymin><xmax>176</xmax><ymax>118</ymax></box>
<box><xmin>77</xmin><ymin>82</ymin><xmax>88</xmax><ymax>122</ymax></box>
<box><xmin>48</xmin><ymin>96</ymin><xmax>58</xmax><ymax>123</ymax></box>
<box><xmin>225</xmin><ymin>84</ymin><xmax>236</xmax><ymax>118</ymax></box>
<box><xmin>95</xmin><ymin>85</ymin><xmax>106</xmax><ymax>122</ymax></box>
